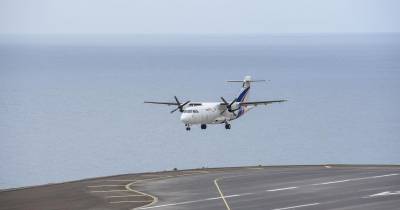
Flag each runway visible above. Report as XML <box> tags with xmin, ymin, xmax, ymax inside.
<box><xmin>1</xmin><ymin>165</ymin><xmax>399</xmax><ymax>210</ymax></box>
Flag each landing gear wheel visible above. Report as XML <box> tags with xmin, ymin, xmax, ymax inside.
<box><xmin>201</xmin><ymin>124</ymin><xmax>207</xmax><ymax>129</ymax></box>
<box><xmin>225</xmin><ymin>124</ymin><xmax>231</xmax><ymax>129</ymax></box>
<box><xmin>186</xmin><ymin>126</ymin><xmax>191</xmax><ymax>131</ymax></box>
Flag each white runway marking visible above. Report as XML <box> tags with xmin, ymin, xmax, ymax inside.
<box><xmin>214</xmin><ymin>178</ymin><xmax>232</xmax><ymax>210</ymax></box>
<box><xmin>110</xmin><ymin>200</ymin><xmax>150</xmax><ymax>204</ymax></box>
<box><xmin>137</xmin><ymin>197</ymin><xmax>222</xmax><ymax>209</ymax></box>
<box><xmin>106</xmin><ymin>194</ymin><xmax>146</xmax><ymax>198</ymax></box>
<box><xmin>137</xmin><ymin>193</ymin><xmax>254</xmax><ymax>209</ymax></box>
<box><xmin>125</xmin><ymin>181</ymin><xmax>158</xmax><ymax>209</ymax></box>
<box><xmin>267</xmin><ymin>187</ymin><xmax>298</xmax><ymax>192</ymax></box>
<box><xmin>364</xmin><ymin>190</ymin><xmax>400</xmax><ymax>198</ymax></box>
<box><xmin>312</xmin><ymin>173</ymin><xmax>398</xmax><ymax>186</ymax></box>
<box><xmin>136</xmin><ymin>173</ymin><xmax>399</xmax><ymax>209</ymax></box>
<box><xmin>313</xmin><ymin>180</ymin><xmax>349</xmax><ymax>185</ymax></box>
<box><xmin>272</xmin><ymin>202</ymin><xmax>320</xmax><ymax>210</ymax></box>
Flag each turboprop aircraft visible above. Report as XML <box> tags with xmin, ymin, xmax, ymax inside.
<box><xmin>144</xmin><ymin>76</ymin><xmax>286</xmax><ymax>131</ymax></box>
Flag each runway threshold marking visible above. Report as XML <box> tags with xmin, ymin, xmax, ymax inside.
<box><xmin>267</xmin><ymin>186</ymin><xmax>298</xmax><ymax>192</ymax></box>
<box><xmin>312</xmin><ymin>173</ymin><xmax>398</xmax><ymax>186</ymax></box>
<box><xmin>272</xmin><ymin>202</ymin><xmax>320</xmax><ymax>210</ymax></box>
<box><xmin>214</xmin><ymin>178</ymin><xmax>232</xmax><ymax>210</ymax></box>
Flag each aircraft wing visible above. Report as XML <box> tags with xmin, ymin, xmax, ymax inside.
<box><xmin>144</xmin><ymin>101</ymin><xmax>179</xmax><ymax>106</ymax></box>
<box><xmin>240</xmin><ymin>100</ymin><xmax>287</xmax><ymax>106</ymax></box>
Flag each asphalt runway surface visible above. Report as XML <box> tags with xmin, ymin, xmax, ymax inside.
<box><xmin>1</xmin><ymin>165</ymin><xmax>399</xmax><ymax>210</ymax></box>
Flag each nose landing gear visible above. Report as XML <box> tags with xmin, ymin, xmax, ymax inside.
<box><xmin>201</xmin><ymin>124</ymin><xmax>207</xmax><ymax>130</ymax></box>
<box><xmin>185</xmin><ymin>124</ymin><xmax>191</xmax><ymax>131</ymax></box>
<box><xmin>224</xmin><ymin>122</ymin><xmax>231</xmax><ymax>129</ymax></box>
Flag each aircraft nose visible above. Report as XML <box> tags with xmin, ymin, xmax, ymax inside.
<box><xmin>180</xmin><ymin>113</ymin><xmax>190</xmax><ymax>123</ymax></box>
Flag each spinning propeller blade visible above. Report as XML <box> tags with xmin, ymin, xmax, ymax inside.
<box><xmin>171</xmin><ymin>96</ymin><xmax>190</xmax><ymax>113</ymax></box>
<box><xmin>220</xmin><ymin>97</ymin><xmax>238</xmax><ymax>116</ymax></box>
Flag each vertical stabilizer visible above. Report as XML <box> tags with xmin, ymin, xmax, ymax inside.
<box><xmin>226</xmin><ymin>75</ymin><xmax>266</xmax><ymax>103</ymax></box>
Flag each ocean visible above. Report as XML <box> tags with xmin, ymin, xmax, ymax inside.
<box><xmin>1</xmin><ymin>34</ymin><xmax>399</xmax><ymax>189</ymax></box>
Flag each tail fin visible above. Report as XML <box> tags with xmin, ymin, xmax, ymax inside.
<box><xmin>227</xmin><ymin>76</ymin><xmax>265</xmax><ymax>103</ymax></box>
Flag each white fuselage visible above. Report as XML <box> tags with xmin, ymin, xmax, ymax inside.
<box><xmin>180</xmin><ymin>102</ymin><xmax>248</xmax><ymax>125</ymax></box>
<box><xmin>144</xmin><ymin>75</ymin><xmax>286</xmax><ymax>130</ymax></box>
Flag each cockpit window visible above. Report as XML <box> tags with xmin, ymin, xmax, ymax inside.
<box><xmin>183</xmin><ymin>110</ymin><xmax>199</xmax><ymax>113</ymax></box>
<box><xmin>189</xmin><ymin>103</ymin><xmax>202</xmax><ymax>107</ymax></box>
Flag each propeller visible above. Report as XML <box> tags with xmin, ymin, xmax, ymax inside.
<box><xmin>170</xmin><ymin>96</ymin><xmax>191</xmax><ymax>114</ymax></box>
<box><xmin>221</xmin><ymin>97</ymin><xmax>239</xmax><ymax>116</ymax></box>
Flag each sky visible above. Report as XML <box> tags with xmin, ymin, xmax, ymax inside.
<box><xmin>0</xmin><ymin>0</ymin><xmax>399</xmax><ymax>34</ymax></box>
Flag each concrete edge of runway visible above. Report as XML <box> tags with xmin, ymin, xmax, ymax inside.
<box><xmin>2</xmin><ymin>164</ymin><xmax>399</xmax><ymax>192</ymax></box>
<box><xmin>1</xmin><ymin>164</ymin><xmax>399</xmax><ymax>210</ymax></box>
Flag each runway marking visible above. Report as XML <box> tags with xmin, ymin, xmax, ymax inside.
<box><xmin>106</xmin><ymin>195</ymin><xmax>147</xmax><ymax>198</ymax></box>
<box><xmin>110</xmin><ymin>200</ymin><xmax>151</xmax><ymax>204</ymax></box>
<box><xmin>214</xmin><ymin>178</ymin><xmax>232</xmax><ymax>210</ymax></box>
<box><xmin>267</xmin><ymin>186</ymin><xmax>298</xmax><ymax>192</ymax></box>
<box><xmin>272</xmin><ymin>202</ymin><xmax>320</xmax><ymax>210</ymax></box>
<box><xmin>137</xmin><ymin>196</ymin><xmax>222</xmax><ymax>209</ymax></box>
<box><xmin>118</xmin><ymin>174</ymin><xmax>208</xmax><ymax>208</ymax></box>
<box><xmin>88</xmin><ymin>185</ymin><xmax>125</xmax><ymax>188</ymax></box>
<box><xmin>125</xmin><ymin>181</ymin><xmax>158</xmax><ymax>209</ymax></box>
<box><xmin>136</xmin><ymin>193</ymin><xmax>253</xmax><ymax>209</ymax></box>
<box><xmin>313</xmin><ymin>180</ymin><xmax>349</xmax><ymax>185</ymax></box>
<box><xmin>312</xmin><ymin>173</ymin><xmax>399</xmax><ymax>186</ymax></box>
<box><xmin>110</xmin><ymin>171</ymin><xmax>399</xmax><ymax>209</ymax></box>
<box><xmin>363</xmin><ymin>190</ymin><xmax>400</xmax><ymax>198</ymax></box>
<box><xmin>324</xmin><ymin>165</ymin><xmax>331</xmax><ymax>168</ymax></box>
<box><xmin>90</xmin><ymin>189</ymin><xmax>129</xmax><ymax>193</ymax></box>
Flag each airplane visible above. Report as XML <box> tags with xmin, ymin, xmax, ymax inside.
<box><xmin>144</xmin><ymin>76</ymin><xmax>286</xmax><ymax>131</ymax></box>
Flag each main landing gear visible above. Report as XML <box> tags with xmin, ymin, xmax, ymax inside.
<box><xmin>201</xmin><ymin>124</ymin><xmax>207</xmax><ymax>130</ymax></box>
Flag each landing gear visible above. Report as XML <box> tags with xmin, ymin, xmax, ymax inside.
<box><xmin>185</xmin><ymin>124</ymin><xmax>191</xmax><ymax>131</ymax></box>
<box><xmin>224</xmin><ymin>123</ymin><xmax>231</xmax><ymax>129</ymax></box>
<box><xmin>201</xmin><ymin>124</ymin><xmax>207</xmax><ymax>130</ymax></box>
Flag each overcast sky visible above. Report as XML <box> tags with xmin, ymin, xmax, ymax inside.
<box><xmin>0</xmin><ymin>0</ymin><xmax>399</xmax><ymax>34</ymax></box>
